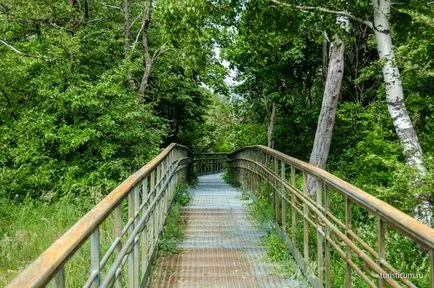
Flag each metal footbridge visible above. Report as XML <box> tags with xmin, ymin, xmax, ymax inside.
<box><xmin>6</xmin><ymin>144</ymin><xmax>434</xmax><ymax>288</ymax></box>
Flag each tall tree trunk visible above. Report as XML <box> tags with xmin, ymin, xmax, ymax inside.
<box><xmin>373</xmin><ymin>0</ymin><xmax>425</xmax><ymax>173</ymax></box>
<box><xmin>308</xmin><ymin>35</ymin><xmax>344</xmax><ymax>194</ymax></box>
<box><xmin>322</xmin><ymin>38</ymin><xmax>328</xmax><ymax>86</ymax></box>
<box><xmin>267</xmin><ymin>102</ymin><xmax>276</xmax><ymax>148</ymax></box>
<box><xmin>123</xmin><ymin>0</ymin><xmax>131</xmax><ymax>54</ymax></box>
<box><xmin>123</xmin><ymin>0</ymin><xmax>135</xmax><ymax>89</ymax></box>
<box><xmin>372</xmin><ymin>0</ymin><xmax>432</xmax><ymax>225</ymax></box>
<box><xmin>139</xmin><ymin>0</ymin><xmax>154</xmax><ymax>97</ymax></box>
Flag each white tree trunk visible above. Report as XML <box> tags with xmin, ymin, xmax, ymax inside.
<box><xmin>267</xmin><ymin>102</ymin><xmax>276</xmax><ymax>148</ymax></box>
<box><xmin>308</xmin><ymin>35</ymin><xmax>344</xmax><ymax>194</ymax></box>
<box><xmin>372</xmin><ymin>0</ymin><xmax>432</xmax><ymax>226</ymax></box>
<box><xmin>372</xmin><ymin>0</ymin><xmax>425</xmax><ymax>173</ymax></box>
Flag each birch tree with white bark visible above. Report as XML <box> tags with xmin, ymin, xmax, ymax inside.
<box><xmin>271</xmin><ymin>0</ymin><xmax>432</xmax><ymax>225</ymax></box>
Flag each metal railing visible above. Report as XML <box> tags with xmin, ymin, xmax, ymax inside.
<box><xmin>193</xmin><ymin>153</ymin><xmax>227</xmax><ymax>176</ymax></box>
<box><xmin>228</xmin><ymin>145</ymin><xmax>434</xmax><ymax>288</ymax></box>
<box><xmin>8</xmin><ymin>144</ymin><xmax>434</xmax><ymax>288</ymax></box>
<box><xmin>7</xmin><ymin>144</ymin><xmax>193</xmax><ymax>288</ymax></box>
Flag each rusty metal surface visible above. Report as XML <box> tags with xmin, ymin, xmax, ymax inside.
<box><xmin>151</xmin><ymin>173</ymin><xmax>308</xmax><ymax>288</ymax></box>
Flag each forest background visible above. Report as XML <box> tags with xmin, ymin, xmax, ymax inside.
<box><xmin>0</xmin><ymin>0</ymin><xmax>432</xmax><ymax>284</ymax></box>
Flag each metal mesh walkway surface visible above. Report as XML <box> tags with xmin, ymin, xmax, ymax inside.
<box><xmin>151</xmin><ymin>173</ymin><xmax>309</xmax><ymax>288</ymax></box>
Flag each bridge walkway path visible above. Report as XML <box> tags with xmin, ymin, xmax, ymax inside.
<box><xmin>151</xmin><ymin>173</ymin><xmax>309</xmax><ymax>288</ymax></box>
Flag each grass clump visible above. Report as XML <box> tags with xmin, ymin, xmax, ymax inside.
<box><xmin>223</xmin><ymin>166</ymin><xmax>239</xmax><ymax>187</ymax></box>
<box><xmin>244</xmin><ymin>184</ymin><xmax>305</xmax><ymax>281</ymax></box>
<box><xmin>157</xmin><ymin>184</ymin><xmax>190</xmax><ymax>254</ymax></box>
<box><xmin>262</xmin><ymin>232</ymin><xmax>304</xmax><ymax>280</ymax></box>
<box><xmin>0</xmin><ymin>196</ymin><xmax>94</xmax><ymax>286</ymax></box>
<box><xmin>189</xmin><ymin>172</ymin><xmax>199</xmax><ymax>187</ymax></box>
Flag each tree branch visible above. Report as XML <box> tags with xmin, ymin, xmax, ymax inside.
<box><xmin>131</xmin><ymin>21</ymin><xmax>145</xmax><ymax>52</ymax></box>
<box><xmin>0</xmin><ymin>39</ymin><xmax>45</xmax><ymax>59</ymax></box>
<box><xmin>100</xmin><ymin>2</ymin><xmax>122</xmax><ymax>11</ymax></box>
<box><xmin>151</xmin><ymin>44</ymin><xmax>173</xmax><ymax>62</ymax></box>
<box><xmin>139</xmin><ymin>0</ymin><xmax>154</xmax><ymax>96</ymax></box>
<box><xmin>129</xmin><ymin>10</ymin><xmax>144</xmax><ymax>30</ymax></box>
<box><xmin>142</xmin><ymin>0</ymin><xmax>153</xmax><ymax>64</ymax></box>
<box><xmin>123</xmin><ymin>0</ymin><xmax>132</xmax><ymax>54</ymax></box>
<box><xmin>270</xmin><ymin>0</ymin><xmax>373</xmax><ymax>29</ymax></box>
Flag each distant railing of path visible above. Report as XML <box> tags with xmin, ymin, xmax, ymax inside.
<box><xmin>7</xmin><ymin>144</ymin><xmax>434</xmax><ymax>288</ymax></box>
<box><xmin>193</xmin><ymin>153</ymin><xmax>227</xmax><ymax>176</ymax></box>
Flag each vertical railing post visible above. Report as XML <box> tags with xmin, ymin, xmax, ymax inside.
<box><xmin>141</xmin><ymin>177</ymin><xmax>148</xmax><ymax>278</ymax></box>
<box><xmin>133</xmin><ymin>186</ymin><xmax>140</xmax><ymax>286</ymax></box>
<box><xmin>317</xmin><ymin>182</ymin><xmax>324</xmax><ymax>288</ymax></box>
<box><xmin>153</xmin><ymin>169</ymin><xmax>159</xmax><ymax>251</ymax></box>
<box><xmin>345</xmin><ymin>196</ymin><xmax>352</xmax><ymax>288</ymax></box>
<box><xmin>377</xmin><ymin>217</ymin><xmax>385</xmax><ymax>288</ymax></box>
<box><xmin>255</xmin><ymin>158</ymin><xmax>259</xmax><ymax>194</ymax></box>
<box><xmin>281</xmin><ymin>161</ymin><xmax>286</xmax><ymax>232</ymax></box>
<box><xmin>324</xmin><ymin>186</ymin><xmax>331</xmax><ymax>288</ymax></box>
<box><xmin>128</xmin><ymin>190</ymin><xmax>136</xmax><ymax>288</ymax></box>
<box><xmin>150</xmin><ymin>170</ymin><xmax>155</xmax><ymax>250</ymax></box>
<box><xmin>430</xmin><ymin>249</ymin><xmax>434</xmax><ymax>288</ymax></box>
<box><xmin>53</xmin><ymin>267</ymin><xmax>65</xmax><ymax>288</ymax></box>
<box><xmin>248</xmin><ymin>155</ymin><xmax>251</xmax><ymax>188</ymax></box>
<box><xmin>90</xmin><ymin>228</ymin><xmax>100</xmax><ymax>287</ymax></box>
<box><xmin>265</xmin><ymin>154</ymin><xmax>269</xmax><ymax>197</ymax></box>
<box><xmin>291</xmin><ymin>166</ymin><xmax>296</xmax><ymax>245</ymax></box>
<box><xmin>302</xmin><ymin>172</ymin><xmax>309</xmax><ymax>270</ymax></box>
<box><xmin>274</xmin><ymin>157</ymin><xmax>279</xmax><ymax>223</ymax></box>
<box><xmin>157</xmin><ymin>166</ymin><xmax>162</xmax><ymax>239</ymax></box>
<box><xmin>114</xmin><ymin>206</ymin><xmax>122</xmax><ymax>288</ymax></box>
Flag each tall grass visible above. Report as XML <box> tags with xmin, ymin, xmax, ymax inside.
<box><xmin>0</xmin><ymin>196</ymin><xmax>94</xmax><ymax>285</ymax></box>
<box><xmin>1</xmin><ymin>183</ymin><xmax>192</xmax><ymax>287</ymax></box>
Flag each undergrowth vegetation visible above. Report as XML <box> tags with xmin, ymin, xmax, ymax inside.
<box><xmin>2</xmin><ymin>0</ymin><xmax>433</xmax><ymax>286</ymax></box>
<box><xmin>0</xmin><ymin>196</ymin><xmax>94</xmax><ymax>285</ymax></box>
<box><xmin>239</xmin><ymin>184</ymin><xmax>306</xmax><ymax>282</ymax></box>
<box><xmin>157</xmin><ymin>183</ymin><xmax>190</xmax><ymax>255</ymax></box>
<box><xmin>0</xmin><ymin>182</ymin><xmax>191</xmax><ymax>286</ymax></box>
<box><xmin>234</xmin><ymin>178</ymin><xmax>430</xmax><ymax>287</ymax></box>
<box><xmin>223</xmin><ymin>165</ymin><xmax>239</xmax><ymax>187</ymax></box>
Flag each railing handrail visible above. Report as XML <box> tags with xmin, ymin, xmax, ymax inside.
<box><xmin>230</xmin><ymin>145</ymin><xmax>434</xmax><ymax>249</ymax></box>
<box><xmin>8</xmin><ymin>144</ymin><xmax>433</xmax><ymax>287</ymax></box>
<box><xmin>194</xmin><ymin>152</ymin><xmax>228</xmax><ymax>156</ymax></box>
<box><xmin>7</xmin><ymin>143</ymin><xmax>192</xmax><ymax>288</ymax></box>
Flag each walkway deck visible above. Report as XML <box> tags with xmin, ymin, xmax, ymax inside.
<box><xmin>151</xmin><ymin>173</ymin><xmax>308</xmax><ymax>288</ymax></box>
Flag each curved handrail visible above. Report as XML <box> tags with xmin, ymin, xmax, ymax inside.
<box><xmin>229</xmin><ymin>145</ymin><xmax>434</xmax><ymax>249</ymax></box>
<box><xmin>7</xmin><ymin>144</ymin><xmax>433</xmax><ymax>288</ymax></box>
<box><xmin>7</xmin><ymin>143</ymin><xmax>192</xmax><ymax>288</ymax></box>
